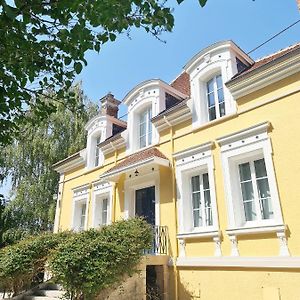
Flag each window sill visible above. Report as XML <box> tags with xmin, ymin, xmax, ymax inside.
<box><xmin>226</xmin><ymin>224</ymin><xmax>286</xmax><ymax>236</ymax></box>
<box><xmin>177</xmin><ymin>229</ymin><xmax>220</xmax><ymax>239</ymax></box>
<box><xmin>193</xmin><ymin>112</ymin><xmax>237</xmax><ymax>131</ymax></box>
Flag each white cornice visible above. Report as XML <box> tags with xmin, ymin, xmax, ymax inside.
<box><xmin>152</xmin><ymin>102</ymin><xmax>192</xmax><ymax>132</ymax></box>
<box><xmin>173</xmin><ymin>141</ymin><xmax>213</xmax><ymax>160</ymax></box>
<box><xmin>227</xmin><ymin>51</ymin><xmax>300</xmax><ymax>98</ymax></box>
<box><xmin>175</xmin><ymin>256</ymin><xmax>300</xmax><ymax>269</ymax></box>
<box><xmin>53</xmin><ymin>149</ymin><xmax>86</xmax><ymax>173</ymax></box>
<box><xmin>217</xmin><ymin>121</ymin><xmax>270</xmax><ymax>147</ymax></box>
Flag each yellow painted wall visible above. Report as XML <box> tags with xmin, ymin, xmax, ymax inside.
<box><xmin>177</xmin><ymin>268</ymin><xmax>300</xmax><ymax>300</ymax></box>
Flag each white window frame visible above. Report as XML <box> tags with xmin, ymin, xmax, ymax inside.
<box><xmin>94</xmin><ymin>135</ymin><xmax>102</xmax><ymax>167</ymax></box>
<box><xmin>138</xmin><ymin>106</ymin><xmax>153</xmax><ymax>149</ymax></box>
<box><xmin>72</xmin><ymin>185</ymin><xmax>89</xmax><ymax>232</ymax></box>
<box><xmin>92</xmin><ymin>181</ymin><xmax>113</xmax><ymax>228</ymax></box>
<box><xmin>206</xmin><ymin>74</ymin><xmax>226</xmax><ymax>121</ymax></box>
<box><xmin>174</xmin><ymin>142</ymin><xmax>219</xmax><ymax>237</ymax></box>
<box><xmin>218</xmin><ymin>122</ymin><xmax>284</xmax><ymax>231</ymax></box>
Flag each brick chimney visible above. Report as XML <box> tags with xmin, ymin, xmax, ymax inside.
<box><xmin>298</xmin><ymin>0</ymin><xmax>300</xmax><ymax>10</ymax></box>
<box><xmin>100</xmin><ymin>93</ymin><xmax>121</xmax><ymax>118</ymax></box>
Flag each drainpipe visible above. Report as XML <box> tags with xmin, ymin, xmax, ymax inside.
<box><xmin>111</xmin><ymin>142</ymin><xmax>118</xmax><ymax>223</ymax></box>
<box><xmin>164</xmin><ymin>116</ymin><xmax>179</xmax><ymax>300</ymax></box>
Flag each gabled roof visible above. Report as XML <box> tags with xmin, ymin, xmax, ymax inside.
<box><xmin>100</xmin><ymin>147</ymin><xmax>169</xmax><ymax>179</ymax></box>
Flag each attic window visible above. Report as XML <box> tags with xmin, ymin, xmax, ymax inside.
<box><xmin>236</xmin><ymin>57</ymin><xmax>248</xmax><ymax>73</ymax></box>
<box><xmin>139</xmin><ymin>106</ymin><xmax>152</xmax><ymax>149</ymax></box>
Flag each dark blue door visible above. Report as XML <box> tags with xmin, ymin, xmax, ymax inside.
<box><xmin>135</xmin><ymin>186</ymin><xmax>155</xmax><ymax>226</ymax></box>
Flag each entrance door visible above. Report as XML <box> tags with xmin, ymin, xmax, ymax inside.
<box><xmin>135</xmin><ymin>186</ymin><xmax>155</xmax><ymax>226</ymax></box>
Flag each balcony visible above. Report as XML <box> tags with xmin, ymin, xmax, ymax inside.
<box><xmin>144</xmin><ymin>225</ymin><xmax>168</xmax><ymax>255</ymax></box>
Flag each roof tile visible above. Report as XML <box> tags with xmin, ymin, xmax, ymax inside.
<box><xmin>103</xmin><ymin>147</ymin><xmax>168</xmax><ymax>175</ymax></box>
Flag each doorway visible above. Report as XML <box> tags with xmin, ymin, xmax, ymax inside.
<box><xmin>135</xmin><ymin>186</ymin><xmax>156</xmax><ymax>226</ymax></box>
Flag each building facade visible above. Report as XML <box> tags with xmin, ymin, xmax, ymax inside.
<box><xmin>53</xmin><ymin>40</ymin><xmax>300</xmax><ymax>300</ymax></box>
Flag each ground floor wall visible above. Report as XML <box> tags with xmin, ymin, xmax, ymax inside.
<box><xmin>172</xmin><ymin>267</ymin><xmax>300</xmax><ymax>300</ymax></box>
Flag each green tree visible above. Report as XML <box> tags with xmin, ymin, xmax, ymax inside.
<box><xmin>0</xmin><ymin>0</ymin><xmax>207</xmax><ymax>145</ymax></box>
<box><xmin>1</xmin><ymin>84</ymin><xmax>98</xmax><ymax>243</ymax></box>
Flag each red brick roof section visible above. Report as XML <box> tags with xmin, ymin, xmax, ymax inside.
<box><xmin>103</xmin><ymin>147</ymin><xmax>168</xmax><ymax>175</ymax></box>
<box><xmin>234</xmin><ymin>42</ymin><xmax>300</xmax><ymax>79</ymax></box>
<box><xmin>170</xmin><ymin>72</ymin><xmax>191</xmax><ymax>96</ymax></box>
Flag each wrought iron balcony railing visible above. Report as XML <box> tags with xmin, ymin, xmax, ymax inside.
<box><xmin>144</xmin><ymin>225</ymin><xmax>168</xmax><ymax>255</ymax></box>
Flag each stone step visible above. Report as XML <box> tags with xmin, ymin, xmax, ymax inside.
<box><xmin>34</xmin><ymin>290</ymin><xmax>65</xmax><ymax>298</ymax></box>
<box><xmin>24</xmin><ymin>296</ymin><xmax>54</xmax><ymax>300</ymax></box>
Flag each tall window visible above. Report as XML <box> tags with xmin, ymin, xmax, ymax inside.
<box><xmin>79</xmin><ymin>203</ymin><xmax>87</xmax><ymax>231</ymax></box>
<box><xmin>94</xmin><ymin>135</ymin><xmax>101</xmax><ymax>167</ymax></box>
<box><xmin>206</xmin><ymin>74</ymin><xmax>225</xmax><ymax>121</ymax></box>
<box><xmin>101</xmin><ymin>198</ymin><xmax>108</xmax><ymax>225</ymax></box>
<box><xmin>191</xmin><ymin>173</ymin><xmax>212</xmax><ymax>228</ymax></box>
<box><xmin>139</xmin><ymin>106</ymin><xmax>152</xmax><ymax>148</ymax></box>
<box><xmin>238</xmin><ymin>158</ymin><xmax>273</xmax><ymax>222</ymax></box>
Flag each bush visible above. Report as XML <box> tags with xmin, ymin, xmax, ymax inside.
<box><xmin>0</xmin><ymin>231</ymin><xmax>71</xmax><ymax>296</ymax></box>
<box><xmin>49</xmin><ymin>218</ymin><xmax>153</xmax><ymax>300</ymax></box>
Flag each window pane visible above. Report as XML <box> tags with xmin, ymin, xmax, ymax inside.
<box><xmin>244</xmin><ymin>200</ymin><xmax>257</xmax><ymax>221</ymax></box>
<box><xmin>209</xmin><ymin>106</ymin><xmax>216</xmax><ymax>121</ymax></box>
<box><xmin>140</xmin><ymin>135</ymin><xmax>146</xmax><ymax>148</ymax></box>
<box><xmin>254</xmin><ymin>159</ymin><xmax>267</xmax><ymax>178</ymax></box>
<box><xmin>191</xmin><ymin>176</ymin><xmax>200</xmax><ymax>192</ymax></box>
<box><xmin>140</xmin><ymin>122</ymin><xmax>146</xmax><ymax>136</ymax></box>
<box><xmin>192</xmin><ymin>192</ymin><xmax>201</xmax><ymax>209</ymax></box>
<box><xmin>207</xmin><ymin>92</ymin><xmax>215</xmax><ymax>107</ymax></box>
<box><xmin>239</xmin><ymin>162</ymin><xmax>251</xmax><ymax>181</ymax></box>
<box><xmin>205</xmin><ymin>207</ymin><xmax>213</xmax><ymax>226</ymax></box>
<box><xmin>256</xmin><ymin>178</ymin><xmax>271</xmax><ymax>199</ymax></box>
<box><xmin>203</xmin><ymin>173</ymin><xmax>210</xmax><ymax>189</ymax></box>
<box><xmin>140</xmin><ymin>110</ymin><xmax>147</xmax><ymax>123</ymax></box>
<box><xmin>102</xmin><ymin>198</ymin><xmax>108</xmax><ymax>225</ymax></box>
<box><xmin>217</xmin><ymin>87</ymin><xmax>224</xmax><ymax>103</ymax></box>
<box><xmin>216</xmin><ymin>75</ymin><xmax>223</xmax><ymax>88</ymax></box>
<box><xmin>260</xmin><ymin>198</ymin><xmax>274</xmax><ymax>219</ymax></box>
<box><xmin>219</xmin><ymin>102</ymin><xmax>226</xmax><ymax>117</ymax></box>
<box><xmin>207</xmin><ymin>78</ymin><xmax>214</xmax><ymax>93</ymax></box>
<box><xmin>193</xmin><ymin>209</ymin><xmax>202</xmax><ymax>227</ymax></box>
<box><xmin>241</xmin><ymin>181</ymin><xmax>254</xmax><ymax>201</ymax></box>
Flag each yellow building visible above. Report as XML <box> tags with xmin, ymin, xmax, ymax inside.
<box><xmin>53</xmin><ymin>40</ymin><xmax>300</xmax><ymax>300</ymax></box>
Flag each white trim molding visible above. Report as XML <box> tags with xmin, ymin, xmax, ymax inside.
<box><xmin>175</xmin><ymin>256</ymin><xmax>300</xmax><ymax>269</ymax></box>
<box><xmin>92</xmin><ymin>180</ymin><xmax>113</xmax><ymax>228</ymax></box>
<box><xmin>217</xmin><ymin>122</ymin><xmax>289</xmax><ymax>256</ymax></box>
<box><xmin>174</xmin><ymin>141</ymin><xmax>221</xmax><ymax>255</ymax></box>
<box><xmin>71</xmin><ymin>184</ymin><xmax>90</xmax><ymax>231</ymax></box>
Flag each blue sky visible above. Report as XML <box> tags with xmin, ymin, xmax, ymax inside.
<box><xmin>77</xmin><ymin>0</ymin><xmax>300</xmax><ymax>117</ymax></box>
<box><xmin>1</xmin><ymin>0</ymin><xmax>299</xmax><ymax>198</ymax></box>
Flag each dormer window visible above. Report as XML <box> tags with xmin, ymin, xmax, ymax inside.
<box><xmin>94</xmin><ymin>135</ymin><xmax>101</xmax><ymax>167</ymax></box>
<box><xmin>206</xmin><ymin>74</ymin><xmax>225</xmax><ymax>121</ymax></box>
<box><xmin>139</xmin><ymin>106</ymin><xmax>152</xmax><ymax>149</ymax></box>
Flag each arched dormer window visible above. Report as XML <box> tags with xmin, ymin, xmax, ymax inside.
<box><xmin>184</xmin><ymin>41</ymin><xmax>253</xmax><ymax>129</ymax></box>
<box><xmin>139</xmin><ymin>106</ymin><xmax>152</xmax><ymax>149</ymax></box>
<box><xmin>206</xmin><ymin>74</ymin><xmax>225</xmax><ymax>121</ymax></box>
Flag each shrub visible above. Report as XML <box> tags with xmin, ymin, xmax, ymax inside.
<box><xmin>49</xmin><ymin>218</ymin><xmax>153</xmax><ymax>300</ymax></box>
<box><xmin>0</xmin><ymin>231</ymin><xmax>71</xmax><ymax>296</ymax></box>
